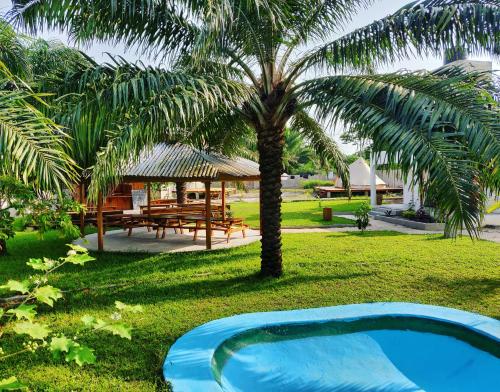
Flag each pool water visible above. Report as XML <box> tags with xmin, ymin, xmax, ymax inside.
<box><xmin>215</xmin><ymin>319</ymin><xmax>500</xmax><ymax>392</ymax></box>
<box><xmin>220</xmin><ymin>330</ymin><xmax>499</xmax><ymax>391</ymax></box>
<box><xmin>164</xmin><ymin>304</ymin><xmax>500</xmax><ymax>392</ymax></box>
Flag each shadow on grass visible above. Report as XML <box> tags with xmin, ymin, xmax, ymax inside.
<box><xmin>61</xmin><ymin>270</ymin><xmax>375</xmax><ymax>311</ymax></box>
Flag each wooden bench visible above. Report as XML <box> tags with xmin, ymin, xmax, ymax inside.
<box><xmin>70</xmin><ymin>210</ymin><xmax>125</xmax><ymax>234</ymax></box>
<box><xmin>122</xmin><ymin>215</ymin><xmax>159</xmax><ymax>237</ymax></box>
<box><xmin>192</xmin><ymin>218</ymin><xmax>248</xmax><ymax>243</ymax></box>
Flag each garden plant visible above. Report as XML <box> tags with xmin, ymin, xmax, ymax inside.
<box><xmin>0</xmin><ymin>245</ymin><xmax>143</xmax><ymax>390</ymax></box>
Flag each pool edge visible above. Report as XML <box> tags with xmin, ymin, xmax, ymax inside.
<box><xmin>163</xmin><ymin>302</ymin><xmax>500</xmax><ymax>392</ymax></box>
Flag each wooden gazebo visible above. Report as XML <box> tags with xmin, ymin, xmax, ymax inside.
<box><xmin>95</xmin><ymin>143</ymin><xmax>260</xmax><ymax>251</ymax></box>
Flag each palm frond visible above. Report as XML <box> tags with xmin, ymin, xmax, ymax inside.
<box><xmin>9</xmin><ymin>0</ymin><xmax>197</xmax><ymax>60</ymax></box>
<box><xmin>59</xmin><ymin>57</ymin><xmax>250</xmax><ymax>198</ymax></box>
<box><xmin>300</xmin><ymin>0</ymin><xmax>499</xmax><ymax>72</ymax></box>
<box><xmin>0</xmin><ymin>62</ymin><xmax>77</xmax><ymax>192</ymax></box>
<box><xmin>0</xmin><ymin>17</ymin><xmax>28</xmax><ymax>78</ymax></box>
<box><xmin>300</xmin><ymin>70</ymin><xmax>499</xmax><ymax>236</ymax></box>
<box><xmin>286</xmin><ymin>0</ymin><xmax>374</xmax><ymax>43</ymax></box>
<box><xmin>290</xmin><ymin>110</ymin><xmax>350</xmax><ymax>189</ymax></box>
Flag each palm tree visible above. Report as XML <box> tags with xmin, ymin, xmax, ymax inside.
<box><xmin>10</xmin><ymin>1</ymin><xmax>500</xmax><ymax>277</ymax></box>
<box><xmin>0</xmin><ymin>18</ymin><xmax>76</xmax><ymax>192</ymax></box>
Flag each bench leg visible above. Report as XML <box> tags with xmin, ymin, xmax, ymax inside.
<box><xmin>128</xmin><ymin>227</ymin><xmax>133</xmax><ymax>237</ymax></box>
<box><xmin>193</xmin><ymin>221</ymin><xmax>200</xmax><ymax>241</ymax></box>
<box><xmin>156</xmin><ymin>226</ymin><xmax>161</xmax><ymax>239</ymax></box>
<box><xmin>162</xmin><ymin>227</ymin><xmax>166</xmax><ymax>239</ymax></box>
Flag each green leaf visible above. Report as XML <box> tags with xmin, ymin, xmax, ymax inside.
<box><xmin>7</xmin><ymin>305</ymin><xmax>37</xmax><ymax>321</ymax></box>
<box><xmin>0</xmin><ymin>308</ymin><xmax>4</xmax><ymax>319</ymax></box>
<box><xmin>33</xmin><ymin>285</ymin><xmax>62</xmax><ymax>307</ymax></box>
<box><xmin>0</xmin><ymin>280</ymin><xmax>30</xmax><ymax>294</ymax></box>
<box><xmin>67</xmin><ymin>244</ymin><xmax>88</xmax><ymax>253</ymax></box>
<box><xmin>13</xmin><ymin>321</ymin><xmax>51</xmax><ymax>340</ymax></box>
<box><xmin>65</xmin><ymin>253</ymin><xmax>95</xmax><ymax>266</ymax></box>
<box><xmin>81</xmin><ymin>315</ymin><xmax>96</xmax><ymax>327</ymax></box>
<box><xmin>66</xmin><ymin>345</ymin><xmax>96</xmax><ymax>366</ymax></box>
<box><xmin>50</xmin><ymin>335</ymin><xmax>74</xmax><ymax>360</ymax></box>
<box><xmin>93</xmin><ymin>318</ymin><xmax>108</xmax><ymax>330</ymax></box>
<box><xmin>26</xmin><ymin>258</ymin><xmax>51</xmax><ymax>271</ymax></box>
<box><xmin>0</xmin><ymin>376</ymin><xmax>27</xmax><ymax>391</ymax></box>
<box><xmin>102</xmin><ymin>323</ymin><xmax>132</xmax><ymax>340</ymax></box>
<box><xmin>114</xmin><ymin>301</ymin><xmax>144</xmax><ymax>313</ymax></box>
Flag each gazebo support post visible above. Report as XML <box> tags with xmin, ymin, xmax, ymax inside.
<box><xmin>79</xmin><ymin>181</ymin><xmax>85</xmax><ymax>237</ymax></box>
<box><xmin>97</xmin><ymin>191</ymin><xmax>104</xmax><ymax>252</ymax></box>
<box><xmin>205</xmin><ymin>181</ymin><xmax>212</xmax><ymax>250</ymax></box>
<box><xmin>221</xmin><ymin>181</ymin><xmax>226</xmax><ymax>220</ymax></box>
<box><xmin>147</xmin><ymin>182</ymin><xmax>152</xmax><ymax>232</ymax></box>
<box><xmin>147</xmin><ymin>182</ymin><xmax>152</xmax><ymax>213</ymax></box>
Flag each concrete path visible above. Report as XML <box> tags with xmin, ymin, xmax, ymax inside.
<box><xmin>484</xmin><ymin>212</ymin><xmax>500</xmax><ymax>227</ymax></box>
<box><xmin>76</xmin><ymin>227</ymin><xmax>260</xmax><ymax>253</ymax></box>
<box><xmin>282</xmin><ymin>215</ymin><xmax>500</xmax><ymax>243</ymax></box>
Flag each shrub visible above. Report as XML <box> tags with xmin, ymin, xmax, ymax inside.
<box><xmin>402</xmin><ymin>209</ymin><xmax>417</xmax><ymax>219</ymax></box>
<box><xmin>301</xmin><ymin>180</ymin><xmax>335</xmax><ymax>189</ymax></box>
<box><xmin>354</xmin><ymin>202</ymin><xmax>371</xmax><ymax>232</ymax></box>
<box><xmin>0</xmin><ymin>245</ymin><xmax>143</xmax><ymax>389</ymax></box>
<box><xmin>0</xmin><ymin>176</ymin><xmax>83</xmax><ymax>255</ymax></box>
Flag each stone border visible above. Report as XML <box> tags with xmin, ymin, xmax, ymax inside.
<box><xmin>163</xmin><ymin>302</ymin><xmax>500</xmax><ymax>391</ymax></box>
<box><xmin>373</xmin><ymin>215</ymin><xmax>445</xmax><ymax>231</ymax></box>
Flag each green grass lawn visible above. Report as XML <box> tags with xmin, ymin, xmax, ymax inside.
<box><xmin>1</xmin><ymin>230</ymin><xmax>499</xmax><ymax>391</ymax></box>
<box><xmin>231</xmin><ymin>197</ymin><xmax>367</xmax><ymax>228</ymax></box>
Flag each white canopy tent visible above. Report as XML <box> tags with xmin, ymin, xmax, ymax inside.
<box><xmin>335</xmin><ymin>158</ymin><xmax>386</xmax><ymax>188</ymax></box>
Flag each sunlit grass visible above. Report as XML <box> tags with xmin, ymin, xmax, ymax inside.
<box><xmin>231</xmin><ymin>197</ymin><xmax>368</xmax><ymax>228</ymax></box>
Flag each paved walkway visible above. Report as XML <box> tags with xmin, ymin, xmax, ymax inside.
<box><xmin>283</xmin><ymin>215</ymin><xmax>500</xmax><ymax>243</ymax></box>
<box><xmin>76</xmin><ymin>227</ymin><xmax>260</xmax><ymax>253</ymax></box>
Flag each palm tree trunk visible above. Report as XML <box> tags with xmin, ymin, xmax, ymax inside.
<box><xmin>176</xmin><ymin>182</ymin><xmax>187</xmax><ymax>204</ymax></box>
<box><xmin>257</xmin><ymin>125</ymin><xmax>284</xmax><ymax>277</ymax></box>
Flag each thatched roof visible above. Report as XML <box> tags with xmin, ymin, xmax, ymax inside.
<box><xmin>123</xmin><ymin>143</ymin><xmax>260</xmax><ymax>182</ymax></box>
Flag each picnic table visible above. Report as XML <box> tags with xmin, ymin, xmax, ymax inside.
<box><xmin>120</xmin><ymin>212</ymin><xmax>248</xmax><ymax>243</ymax></box>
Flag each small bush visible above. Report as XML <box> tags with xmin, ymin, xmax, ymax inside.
<box><xmin>354</xmin><ymin>202</ymin><xmax>371</xmax><ymax>232</ymax></box>
<box><xmin>402</xmin><ymin>209</ymin><xmax>417</xmax><ymax>219</ymax></box>
<box><xmin>301</xmin><ymin>180</ymin><xmax>335</xmax><ymax>189</ymax></box>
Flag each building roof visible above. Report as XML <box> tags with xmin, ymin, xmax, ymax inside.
<box><xmin>123</xmin><ymin>143</ymin><xmax>260</xmax><ymax>182</ymax></box>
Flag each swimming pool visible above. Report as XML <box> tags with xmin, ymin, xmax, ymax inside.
<box><xmin>163</xmin><ymin>303</ymin><xmax>500</xmax><ymax>391</ymax></box>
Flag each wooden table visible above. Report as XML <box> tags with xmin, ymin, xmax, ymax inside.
<box><xmin>121</xmin><ymin>213</ymin><xmax>248</xmax><ymax>243</ymax></box>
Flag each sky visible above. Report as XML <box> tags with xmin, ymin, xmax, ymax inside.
<box><xmin>1</xmin><ymin>0</ymin><xmax>497</xmax><ymax>154</ymax></box>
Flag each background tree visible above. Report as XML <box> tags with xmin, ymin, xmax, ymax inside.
<box><xmin>9</xmin><ymin>0</ymin><xmax>500</xmax><ymax>277</ymax></box>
